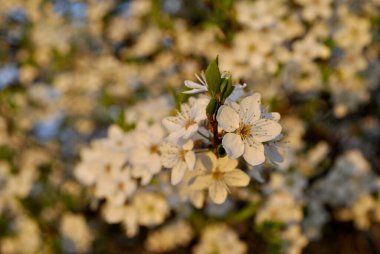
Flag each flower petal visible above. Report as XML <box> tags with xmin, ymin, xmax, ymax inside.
<box><xmin>222</xmin><ymin>133</ymin><xmax>244</xmax><ymax>159</ymax></box>
<box><xmin>218</xmin><ymin>156</ymin><xmax>238</xmax><ymax>172</ymax></box>
<box><xmin>217</xmin><ymin>105</ymin><xmax>240</xmax><ymax>132</ymax></box>
<box><xmin>184</xmin><ymin>80</ymin><xmax>206</xmax><ymax>89</ymax></box>
<box><xmin>251</xmin><ymin>119</ymin><xmax>282</xmax><ymax>142</ymax></box>
<box><xmin>171</xmin><ymin>161</ymin><xmax>187</xmax><ymax>185</ymax></box>
<box><xmin>224</xmin><ymin>169</ymin><xmax>250</xmax><ymax>187</ymax></box>
<box><xmin>182</xmin><ymin>140</ymin><xmax>194</xmax><ymax>150</ymax></box>
<box><xmin>162</xmin><ymin>116</ymin><xmax>181</xmax><ymax>131</ymax></box>
<box><xmin>185</xmin><ymin>151</ymin><xmax>196</xmax><ymax>171</ymax></box>
<box><xmin>191</xmin><ymin>175</ymin><xmax>213</xmax><ymax>190</ymax></box>
<box><xmin>243</xmin><ymin>142</ymin><xmax>265</xmax><ymax>166</ymax></box>
<box><xmin>264</xmin><ymin>143</ymin><xmax>284</xmax><ymax>165</ymax></box>
<box><xmin>209</xmin><ymin>182</ymin><xmax>228</xmax><ymax>204</ymax></box>
<box><xmin>239</xmin><ymin>93</ymin><xmax>261</xmax><ymax>124</ymax></box>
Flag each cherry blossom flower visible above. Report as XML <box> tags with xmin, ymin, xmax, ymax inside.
<box><xmin>191</xmin><ymin>153</ymin><xmax>250</xmax><ymax>204</ymax></box>
<box><xmin>160</xmin><ymin>140</ymin><xmax>196</xmax><ymax>185</ymax></box>
<box><xmin>217</xmin><ymin>93</ymin><xmax>282</xmax><ymax>166</ymax></box>
<box><xmin>162</xmin><ymin>97</ymin><xmax>208</xmax><ymax>142</ymax></box>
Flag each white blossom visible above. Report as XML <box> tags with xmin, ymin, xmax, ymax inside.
<box><xmin>217</xmin><ymin>93</ymin><xmax>282</xmax><ymax>166</ymax></box>
<box><xmin>191</xmin><ymin>153</ymin><xmax>250</xmax><ymax>204</ymax></box>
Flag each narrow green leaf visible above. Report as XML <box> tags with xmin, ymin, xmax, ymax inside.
<box><xmin>206</xmin><ymin>98</ymin><xmax>218</xmax><ymax>118</ymax></box>
<box><xmin>221</xmin><ymin>77</ymin><xmax>234</xmax><ymax>102</ymax></box>
<box><xmin>205</xmin><ymin>58</ymin><xmax>221</xmax><ymax>97</ymax></box>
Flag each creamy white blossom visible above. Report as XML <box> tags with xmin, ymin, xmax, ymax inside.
<box><xmin>191</xmin><ymin>153</ymin><xmax>250</xmax><ymax>204</ymax></box>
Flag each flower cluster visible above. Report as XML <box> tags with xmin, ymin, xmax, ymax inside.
<box><xmin>1</xmin><ymin>0</ymin><xmax>380</xmax><ymax>253</ymax></box>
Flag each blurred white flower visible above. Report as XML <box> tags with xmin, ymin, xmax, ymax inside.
<box><xmin>191</xmin><ymin>153</ymin><xmax>250</xmax><ymax>204</ymax></box>
<box><xmin>193</xmin><ymin>224</ymin><xmax>247</xmax><ymax>254</ymax></box>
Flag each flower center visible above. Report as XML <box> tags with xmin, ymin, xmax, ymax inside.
<box><xmin>117</xmin><ymin>182</ymin><xmax>125</xmax><ymax>191</ymax></box>
<box><xmin>179</xmin><ymin>149</ymin><xmax>187</xmax><ymax>161</ymax></box>
<box><xmin>212</xmin><ymin>170</ymin><xmax>224</xmax><ymax>181</ymax></box>
<box><xmin>236</xmin><ymin>124</ymin><xmax>252</xmax><ymax>139</ymax></box>
<box><xmin>150</xmin><ymin>144</ymin><xmax>159</xmax><ymax>154</ymax></box>
<box><xmin>184</xmin><ymin>119</ymin><xmax>196</xmax><ymax>129</ymax></box>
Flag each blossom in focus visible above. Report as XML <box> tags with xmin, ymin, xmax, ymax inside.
<box><xmin>191</xmin><ymin>153</ymin><xmax>250</xmax><ymax>204</ymax></box>
<box><xmin>162</xmin><ymin>97</ymin><xmax>208</xmax><ymax>142</ymax></box>
<box><xmin>217</xmin><ymin>93</ymin><xmax>282</xmax><ymax>166</ymax></box>
<box><xmin>160</xmin><ymin>139</ymin><xmax>196</xmax><ymax>185</ymax></box>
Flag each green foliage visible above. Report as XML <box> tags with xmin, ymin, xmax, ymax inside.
<box><xmin>256</xmin><ymin>221</ymin><xmax>284</xmax><ymax>254</ymax></box>
<box><xmin>206</xmin><ymin>98</ymin><xmax>219</xmax><ymax>119</ymax></box>
<box><xmin>205</xmin><ymin>56</ymin><xmax>221</xmax><ymax>97</ymax></box>
<box><xmin>220</xmin><ymin>76</ymin><xmax>234</xmax><ymax>102</ymax></box>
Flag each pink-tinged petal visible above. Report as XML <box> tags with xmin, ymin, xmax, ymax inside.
<box><xmin>216</xmin><ymin>105</ymin><xmax>240</xmax><ymax>132</ymax></box>
<box><xmin>222</xmin><ymin>133</ymin><xmax>244</xmax><ymax>159</ymax></box>
<box><xmin>251</xmin><ymin>119</ymin><xmax>282</xmax><ymax>142</ymax></box>
<box><xmin>240</xmin><ymin>93</ymin><xmax>261</xmax><ymax>124</ymax></box>
<box><xmin>224</xmin><ymin>169</ymin><xmax>250</xmax><ymax>187</ymax></box>
<box><xmin>185</xmin><ymin>151</ymin><xmax>196</xmax><ymax>171</ymax></box>
<box><xmin>171</xmin><ymin>161</ymin><xmax>187</xmax><ymax>185</ymax></box>
<box><xmin>243</xmin><ymin>142</ymin><xmax>265</xmax><ymax>166</ymax></box>
<box><xmin>209</xmin><ymin>182</ymin><xmax>228</xmax><ymax>204</ymax></box>
<box><xmin>191</xmin><ymin>175</ymin><xmax>213</xmax><ymax>190</ymax></box>
<box><xmin>162</xmin><ymin>117</ymin><xmax>181</xmax><ymax>131</ymax></box>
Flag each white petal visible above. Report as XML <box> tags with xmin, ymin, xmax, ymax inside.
<box><xmin>222</xmin><ymin>133</ymin><xmax>244</xmax><ymax>159</ymax></box>
<box><xmin>183</xmin><ymin>124</ymin><xmax>198</xmax><ymax>139</ymax></box>
<box><xmin>217</xmin><ymin>156</ymin><xmax>238</xmax><ymax>172</ymax></box>
<box><xmin>239</xmin><ymin>93</ymin><xmax>261</xmax><ymax>124</ymax></box>
<box><xmin>102</xmin><ymin>203</ymin><xmax>124</xmax><ymax>223</ymax></box>
<box><xmin>264</xmin><ymin>143</ymin><xmax>283</xmax><ymax>165</ymax></box>
<box><xmin>243</xmin><ymin>142</ymin><xmax>265</xmax><ymax>166</ymax></box>
<box><xmin>171</xmin><ymin>162</ymin><xmax>187</xmax><ymax>185</ymax></box>
<box><xmin>162</xmin><ymin>116</ymin><xmax>181</xmax><ymax>131</ymax></box>
<box><xmin>191</xmin><ymin>175</ymin><xmax>213</xmax><ymax>190</ymax></box>
<box><xmin>184</xmin><ymin>80</ymin><xmax>206</xmax><ymax>90</ymax></box>
<box><xmin>182</xmin><ymin>139</ymin><xmax>194</xmax><ymax>150</ymax></box>
<box><xmin>216</xmin><ymin>105</ymin><xmax>240</xmax><ymax>132</ymax></box>
<box><xmin>183</xmin><ymin>89</ymin><xmax>205</xmax><ymax>94</ymax></box>
<box><xmin>209</xmin><ymin>182</ymin><xmax>228</xmax><ymax>204</ymax></box>
<box><xmin>224</xmin><ymin>169</ymin><xmax>250</xmax><ymax>187</ymax></box>
<box><xmin>166</xmin><ymin>129</ymin><xmax>186</xmax><ymax>142</ymax></box>
<box><xmin>190</xmin><ymin>191</ymin><xmax>205</xmax><ymax>209</ymax></box>
<box><xmin>251</xmin><ymin>119</ymin><xmax>282</xmax><ymax>142</ymax></box>
<box><xmin>185</xmin><ymin>151</ymin><xmax>196</xmax><ymax>171</ymax></box>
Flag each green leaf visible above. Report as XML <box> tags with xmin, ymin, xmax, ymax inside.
<box><xmin>221</xmin><ymin>77</ymin><xmax>234</xmax><ymax>102</ymax></box>
<box><xmin>206</xmin><ymin>98</ymin><xmax>218</xmax><ymax>118</ymax></box>
<box><xmin>205</xmin><ymin>57</ymin><xmax>221</xmax><ymax>97</ymax></box>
